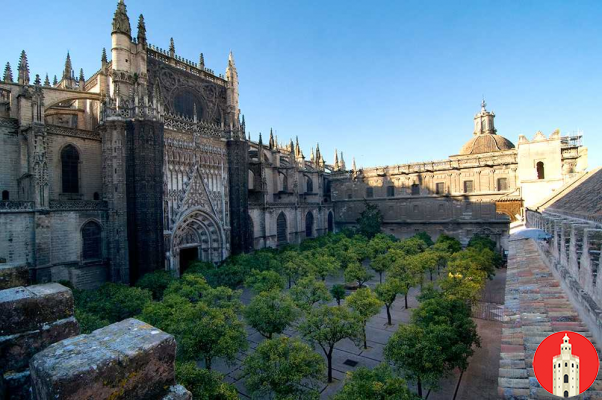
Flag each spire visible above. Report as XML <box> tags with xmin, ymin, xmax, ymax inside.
<box><xmin>44</xmin><ymin>73</ymin><xmax>50</xmax><ymax>86</ymax></box>
<box><xmin>315</xmin><ymin>143</ymin><xmax>321</xmax><ymax>161</ymax></box>
<box><xmin>334</xmin><ymin>150</ymin><xmax>339</xmax><ymax>170</ymax></box>
<box><xmin>228</xmin><ymin>51</ymin><xmax>235</xmax><ymax>65</ymax></box>
<box><xmin>17</xmin><ymin>50</ymin><xmax>29</xmax><ymax>85</ymax></box>
<box><xmin>310</xmin><ymin>147</ymin><xmax>315</xmax><ymax>162</ymax></box>
<box><xmin>481</xmin><ymin>96</ymin><xmax>487</xmax><ymax>112</ymax></box>
<box><xmin>137</xmin><ymin>14</ymin><xmax>147</xmax><ymax>46</ymax></box>
<box><xmin>63</xmin><ymin>52</ymin><xmax>72</xmax><ymax>80</ymax></box>
<box><xmin>79</xmin><ymin>68</ymin><xmax>85</xmax><ymax>82</ymax></box>
<box><xmin>199</xmin><ymin>53</ymin><xmax>205</xmax><ymax>69</ymax></box>
<box><xmin>269</xmin><ymin>128</ymin><xmax>275</xmax><ymax>149</ymax></box>
<box><xmin>34</xmin><ymin>74</ymin><xmax>41</xmax><ymax>86</ymax></box>
<box><xmin>101</xmin><ymin>48</ymin><xmax>108</xmax><ymax>64</ymax></box>
<box><xmin>289</xmin><ymin>138</ymin><xmax>295</xmax><ymax>153</ymax></box>
<box><xmin>53</xmin><ymin>75</ymin><xmax>58</xmax><ymax>86</ymax></box>
<box><xmin>352</xmin><ymin>157</ymin><xmax>357</xmax><ymax>171</ymax></box>
<box><xmin>169</xmin><ymin>38</ymin><xmax>175</xmax><ymax>57</ymax></box>
<box><xmin>258</xmin><ymin>132</ymin><xmax>263</xmax><ymax>146</ymax></box>
<box><xmin>340</xmin><ymin>152</ymin><xmax>346</xmax><ymax>170</ymax></box>
<box><xmin>295</xmin><ymin>136</ymin><xmax>301</xmax><ymax>157</ymax></box>
<box><xmin>112</xmin><ymin>0</ymin><xmax>132</xmax><ymax>37</ymax></box>
<box><xmin>3</xmin><ymin>62</ymin><xmax>13</xmax><ymax>83</ymax></box>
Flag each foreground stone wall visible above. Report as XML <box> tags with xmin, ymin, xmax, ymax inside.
<box><xmin>30</xmin><ymin>318</ymin><xmax>190</xmax><ymax>400</ymax></box>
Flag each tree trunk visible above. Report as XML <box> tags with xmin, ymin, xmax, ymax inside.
<box><xmin>337</xmin><ymin>298</ymin><xmax>341</xmax><ymax>306</ymax></box>
<box><xmin>379</xmin><ymin>272</ymin><xmax>383</xmax><ymax>284</ymax></box>
<box><xmin>417</xmin><ymin>376</ymin><xmax>422</xmax><ymax>398</ymax></box>
<box><xmin>430</xmin><ymin>270</ymin><xmax>433</xmax><ymax>281</ymax></box>
<box><xmin>386</xmin><ymin>305</ymin><xmax>392</xmax><ymax>325</ymax></box>
<box><xmin>327</xmin><ymin>349</ymin><xmax>333</xmax><ymax>383</ymax></box>
<box><xmin>205</xmin><ymin>357</ymin><xmax>212</xmax><ymax>371</ymax></box>
<box><xmin>268</xmin><ymin>332</ymin><xmax>272</xmax><ymax>339</ymax></box>
<box><xmin>363</xmin><ymin>323</ymin><xmax>367</xmax><ymax>349</ymax></box>
<box><xmin>404</xmin><ymin>293</ymin><xmax>408</xmax><ymax>309</ymax></box>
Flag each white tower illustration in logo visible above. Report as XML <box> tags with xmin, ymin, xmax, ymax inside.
<box><xmin>553</xmin><ymin>334</ymin><xmax>579</xmax><ymax>397</ymax></box>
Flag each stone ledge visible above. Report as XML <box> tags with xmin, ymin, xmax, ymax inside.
<box><xmin>30</xmin><ymin>318</ymin><xmax>177</xmax><ymax>400</ymax></box>
<box><xmin>162</xmin><ymin>385</ymin><xmax>192</xmax><ymax>400</ymax></box>
<box><xmin>0</xmin><ymin>316</ymin><xmax>79</xmax><ymax>374</ymax></box>
<box><xmin>0</xmin><ymin>265</ymin><xmax>28</xmax><ymax>290</ymax></box>
<box><xmin>0</xmin><ymin>283</ymin><xmax>74</xmax><ymax>336</ymax></box>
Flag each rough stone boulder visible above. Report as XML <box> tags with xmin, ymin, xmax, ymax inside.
<box><xmin>0</xmin><ymin>283</ymin><xmax>74</xmax><ymax>336</ymax></box>
<box><xmin>0</xmin><ymin>264</ymin><xmax>29</xmax><ymax>291</ymax></box>
<box><xmin>30</xmin><ymin>318</ymin><xmax>183</xmax><ymax>400</ymax></box>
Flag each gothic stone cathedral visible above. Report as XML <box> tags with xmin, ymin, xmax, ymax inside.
<box><xmin>0</xmin><ymin>1</ymin><xmax>333</xmax><ymax>288</ymax></box>
<box><xmin>0</xmin><ymin>1</ymin><xmax>590</xmax><ymax>289</ymax></box>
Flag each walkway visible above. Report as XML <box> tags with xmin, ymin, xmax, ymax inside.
<box><xmin>499</xmin><ymin>238</ymin><xmax>602</xmax><ymax>399</ymax></box>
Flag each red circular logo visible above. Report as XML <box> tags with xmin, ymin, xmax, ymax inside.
<box><xmin>533</xmin><ymin>331</ymin><xmax>599</xmax><ymax>397</ymax></box>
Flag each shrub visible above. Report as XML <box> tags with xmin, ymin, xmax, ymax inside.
<box><xmin>176</xmin><ymin>361</ymin><xmax>238</xmax><ymax>400</ymax></box>
<box><xmin>135</xmin><ymin>270</ymin><xmax>175</xmax><ymax>300</ymax></box>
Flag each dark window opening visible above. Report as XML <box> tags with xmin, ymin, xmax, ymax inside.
<box><xmin>564</xmin><ymin>391</ymin><xmax>568</xmax><ymax>398</ymax></box>
<box><xmin>564</xmin><ymin>375</ymin><xmax>568</xmax><ymax>383</ymax></box>
<box><xmin>366</xmin><ymin>187</ymin><xmax>374</xmax><ymax>198</ymax></box>
<box><xmin>61</xmin><ymin>145</ymin><xmax>79</xmax><ymax>194</ymax></box>
<box><xmin>93</xmin><ymin>192</ymin><xmax>100</xmax><ymax>200</ymax></box>
<box><xmin>537</xmin><ymin>161</ymin><xmax>545</xmax><ymax>179</ymax></box>
<box><xmin>281</xmin><ymin>174</ymin><xmax>288</xmax><ymax>192</ymax></box>
<box><xmin>347</xmin><ymin>192</ymin><xmax>352</xmax><ymax>199</ymax></box>
<box><xmin>82</xmin><ymin>221</ymin><xmax>101</xmax><ymax>260</ymax></box>
<box><xmin>463</xmin><ymin>180</ymin><xmax>474</xmax><ymax>194</ymax></box>
<box><xmin>327</xmin><ymin>212</ymin><xmax>334</xmax><ymax>233</ymax></box>
<box><xmin>277</xmin><ymin>212</ymin><xmax>288</xmax><ymax>245</ymax></box>
<box><xmin>1</xmin><ymin>190</ymin><xmax>8</xmax><ymax>201</ymax></box>
<box><xmin>306</xmin><ymin>177</ymin><xmax>313</xmax><ymax>193</ymax></box>
<box><xmin>411</xmin><ymin>184</ymin><xmax>420</xmax><ymax>196</ymax></box>
<box><xmin>386</xmin><ymin>186</ymin><xmax>395</xmax><ymax>197</ymax></box>
<box><xmin>435</xmin><ymin>182</ymin><xmax>445</xmax><ymax>194</ymax></box>
<box><xmin>305</xmin><ymin>212</ymin><xmax>314</xmax><ymax>238</ymax></box>
<box><xmin>174</xmin><ymin>90</ymin><xmax>202</xmax><ymax>120</ymax></box>
<box><xmin>497</xmin><ymin>178</ymin><xmax>508</xmax><ymax>191</ymax></box>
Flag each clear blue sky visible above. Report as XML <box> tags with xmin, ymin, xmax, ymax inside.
<box><xmin>2</xmin><ymin>0</ymin><xmax>601</xmax><ymax>167</ymax></box>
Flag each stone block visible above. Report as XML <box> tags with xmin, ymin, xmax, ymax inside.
<box><xmin>30</xmin><ymin>318</ymin><xmax>177</xmax><ymax>400</ymax></box>
<box><xmin>0</xmin><ymin>264</ymin><xmax>28</xmax><ymax>290</ymax></box>
<box><xmin>0</xmin><ymin>283</ymin><xmax>74</xmax><ymax>336</ymax></box>
<box><xmin>162</xmin><ymin>385</ymin><xmax>192</xmax><ymax>400</ymax></box>
<box><xmin>3</xmin><ymin>369</ymin><xmax>32</xmax><ymax>400</ymax></box>
<box><xmin>0</xmin><ymin>317</ymin><xmax>79</xmax><ymax>373</ymax></box>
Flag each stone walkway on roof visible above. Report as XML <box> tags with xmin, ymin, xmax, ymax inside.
<box><xmin>499</xmin><ymin>238</ymin><xmax>602</xmax><ymax>399</ymax></box>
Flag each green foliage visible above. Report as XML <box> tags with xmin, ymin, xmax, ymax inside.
<box><xmin>281</xmin><ymin>251</ymin><xmax>312</xmax><ymax>288</ymax></box>
<box><xmin>243</xmin><ymin>290</ymin><xmax>300</xmax><ymax>339</ymax></box>
<box><xmin>139</xmin><ymin>294</ymin><xmax>247</xmax><ymax>369</ymax></box>
<box><xmin>73</xmin><ymin>283</ymin><xmax>152</xmax><ymax>328</ymax></box>
<box><xmin>307</xmin><ymin>249</ymin><xmax>340</xmax><ymax>280</ymax></box>
<box><xmin>346</xmin><ymin>288</ymin><xmax>384</xmax><ymax>349</ymax></box>
<box><xmin>467</xmin><ymin>234</ymin><xmax>497</xmax><ymax>252</ymax></box>
<box><xmin>333</xmin><ymin>363</ymin><xmax>419</xmax><ymax>400</ymax></box>
<box><xmin>389</xmin><ymin>253</ymin><xmax>421</xmax><ymax>309</ymax></box>
<box><xmin>176</xmin><ymin>361</ymin><xmax>238</xmax><ymax>400</ymax></box>
<box><xmin>245</xmin><ymin>269</ymin><xmax>285</xmax><ymax>293</ymax></box>
<box><xmin>135</xmin><ymin>270</ymin><xmax>175</xmax><ymax>300</ymax></box>
<box><xmin>375</xmin><ymin>279</ymin><xmax>403</xmax><ymax>325</ymax></box>
<box><xmin>164</xmin><ymin>273</ymin><xmax>212</xmax><ymax>303</ymax></box>
<box><xmin>412</xmin><ymin>232</ymin><xmax>434</xmax><ymax>247</ymax></box>
<box><xmin>290</xmin><ymin>276</ymin><xmax>331</xmax><ymax>311</ymax></box>
<box><xmin>392</xmin><ymin>237</ymin><xmax>427</xmax><ymax>255</ymax></box>
<box><xmin>74</xmin><ymin>309</ymin><xmax>109</xmax><ymax>334</ymax></box>
<box><xmin>299</xmin><ymin>305</ymin><xmax>362</xmax><ymax>382</ymax></box>
<box><xmin>384</xmin><ymin>324</ymin><xmax>448</xmax><ymax>397</ymax></box>
<box><xmin>371</xmin><ymin>252</ymin><xmax>394</xmax><ymax>283</ymax></box>
<box><xmin>367</xmin><ymin>233</ymin><xmax>395</xmax><ymax>260</ymax></box>
<box><xmin>435</xmin><ymin>234</ymin><xmax>462</xmax><ymax>253</ymax></box>
<box><xmin>356</xmin><ymin>201</ymin><xmax>383</xmax><ymax>239</ymax></box>
<box><xmin>344</xmin><ymin>261</ymin><xmax>374</xmax><ymax>288</ymax></box>
<box><xmin>330</xmin><ymin>284</ymin><xmax>347</xmax><ymax>305</ymax></box>
<box><xmin>243</xmin><ymin>337</ymin><xmax>325</xmax><ymax>400</ymax></box>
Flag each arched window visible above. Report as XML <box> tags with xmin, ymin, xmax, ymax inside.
<box><xmin>248</xmin><ymin>170</ymin><xmax>255</xmax><ymax>191</ymax></box>
<box><xmin>305</xmin><ymin>212</ymin><xmax>314</xmax><ymax>238</ymax></box>
<box><xmin>1</xmin><ymin>190</ymin><xmax>8</xmax><ymax>201</ymax></box>
<box><xmin>280</xmin><ymin>173</ymin><xmax>288</xmax><ymax>192</ymax></box>
<box><xmin>366</xmin><ymin>187</ymin><xmax>374</xmax><ymax>198</ymax></box>
<box><xmin>306</xmin><ymin>176</ymin><xmax>313</xmax><ymax>193</ymax></box>
<box><xmin>327</xmin><ymin>211</ymin><xmax>334</xmax><ymax>233</ymax></box>
<box><xmin>564</xmin><ymin>391</ymin><xmax>568</xmax><ymax>398</ymax></box>
<box><xmin>537</xmin><ymin>161</ymin><xmax>545</xmax><ymax>179</ymax></box>
<box><xmin>61</xmin><ymin>145</ymin><xmax>79</xmax><ymax>194</ymax></box>
<box><xmin>277</xmin><ymin>212</ymin><xmax>288</xmax><ymax>245</ymax></box>
<box><xmin>564</xmin><ymin>375</ymin><xmax>568</xmax><ymax>383</ymax></box>
<box><xmin>82</xmin><ymin>221</ymin><xmax>101</xmax><ymax>260</ymax></box>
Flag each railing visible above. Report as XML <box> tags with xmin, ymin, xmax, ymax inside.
<box><xmin>49</xmin><ymin>200</ymin><xmax>108</xmax><ymax>211</ymax></box>
<box><xmin>0</xmin><ymin>201</ymin><xmax>34</xmax><ymax>211</ymax></box>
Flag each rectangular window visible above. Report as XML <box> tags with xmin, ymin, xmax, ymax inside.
<box><xmin>386</xmin><ymin>186</ymin><xmax>395</xmax><ymax>197</ymax></box>
<box><xmin>497</xmin><ymin>178</ymin><xmax>508</xmax><ymax>191</ymax></box>
<box><xmin>366</xmin><ymin>187</ymin><xmax>374</xmax><ymax>198</ymax></box>
<box><xmin>435</xmin><ymin>182</ymin><xmax>445</xmax><ymax>194</ymax></box>
<box><xmin>411</xmin><ymin>184</ymin><xmax>420</xmax><ymax>196</ymax></box>
<box><xmin>463</xmin><ymin>180</ymin><xmax>474</xmax><ymax>193</ymax></box>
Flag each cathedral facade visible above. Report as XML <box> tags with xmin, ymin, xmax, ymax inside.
<box><xmin>0</xmin><ymin>1</ymin><xmax>332</xmax><ymax>288</ymax></box>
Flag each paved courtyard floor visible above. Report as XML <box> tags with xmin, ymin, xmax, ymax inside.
<box><xmin>209</xmin><ymin>264</ymin><xmax>507</xmax><ymax>399</ymax></box>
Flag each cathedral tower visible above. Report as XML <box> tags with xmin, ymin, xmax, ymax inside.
<box><xmin>553</xmin><ymin>334</ymin><xmax>580</xmax><ymax>397</ymax></box>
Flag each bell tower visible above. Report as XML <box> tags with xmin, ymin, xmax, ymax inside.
<box><xmin>473</xmin><ymin>99</ymin><xmax>496</xmax><ymax>135</ymax></box>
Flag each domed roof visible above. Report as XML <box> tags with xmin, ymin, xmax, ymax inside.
<box><xmin>459</xmin><ymin>133</ymin><xmax>515</xmax><ymax>155</ymax></box>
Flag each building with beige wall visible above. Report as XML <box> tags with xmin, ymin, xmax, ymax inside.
<box><xmin>553</xmin><ymin>334</ymin><xmax>580</xmax><ymax>397</ymax></box>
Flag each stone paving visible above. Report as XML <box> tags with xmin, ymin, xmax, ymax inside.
<box><xmin>499</xmin><ymin>238</ymin><xmax>602</xmax><ymax>399</ymax></box>
<box><xmin>206</xmin><ymin>265</ymin><xmax>505</xmax><ymax>399</ymax></box>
